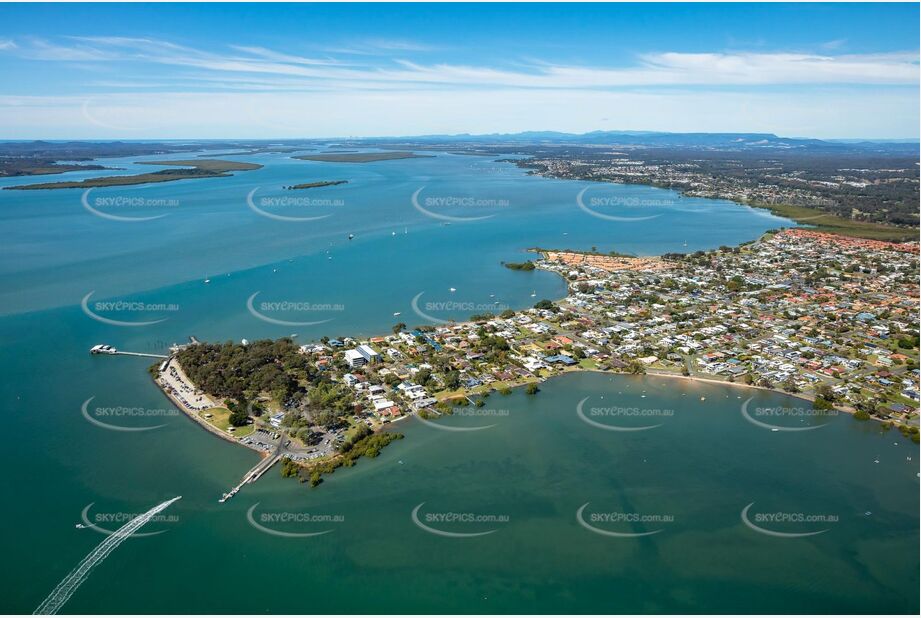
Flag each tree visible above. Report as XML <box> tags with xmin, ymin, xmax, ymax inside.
<box><xmin>392</xmin><ymin>322</ymin><xmax>406</xmax><ymax>334</ymax></box>
<box><xmin>443</xmin><ymin>370</ymin><xmax>461</xmax><ymax>390</ymax></box>
<box><xmin>280</xmin><ymin>457</ymin><xmax>299</xmax><ymax>478</ymax></box>
<box><xmin>526</xmin><ymin>383</ymin><xmax>540</xmax><ymax>395</ymax></box>
<box><xmin>415</xmin><ymin>368</ymin><xmax>433</xmax><ymax>387</ymax></box>
<box><xmin>229</xmin><ymin>406</ymin><xmax>249</xmax><ymax>427</ymax></box>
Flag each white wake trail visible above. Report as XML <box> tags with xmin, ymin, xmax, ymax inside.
<box><xmin>34</xmin><ymin>496</ymin><xmax>181</xmax><ymax>615</ymax></box>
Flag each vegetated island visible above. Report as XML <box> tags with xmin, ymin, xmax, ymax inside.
<box><xmin>198</xmin><ymin>146</ymin><xmax>315</xmax><ymax>157</ymax></box>
<box><xmin>151</xmin><ymin>228</ymin><xmax>919</xmax><ymax>491</ymax></box>
<box><xmin>285</xmin><ymin>180</ymin><xmax>349</xmax><ymax>190</ymax></box>
<box><xmin>294</xmin><ymin>151</ymin><xmax>433</xmax><ymax>163</ymax></box>
<box><xmin>503</xmin><ymin>260</ymin><xmax>536</xmax><ymax>271</ymax></box>
<box><xmin>5</xmin><ymin>159</ymin><xmax>263</xmax><ymax>190</ymax></box>
<box><xmin>0</xmin><ymin>159</ymin><xmax>113</xmax><ymax>177</ymax></box>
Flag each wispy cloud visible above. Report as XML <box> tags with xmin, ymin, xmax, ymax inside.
<box><xmin>0</xmin><ymin>35</ymin><xmax>916</xmax><ymax>139</ymax></box>
<box><xmin>2</xmin><ymin>36</ymin><xmax>915</xmax><ymax>92</ymax></box>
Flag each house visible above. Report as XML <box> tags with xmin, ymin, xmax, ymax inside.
<box><xmin>412</xmin><ymin>397</ymin><xmax>438</xmax><ymax>410</ymax></box>
<box><xmin>372</xmin><ymin>398</ymin><xmax>397</xmax><ymax>412</ymax></box>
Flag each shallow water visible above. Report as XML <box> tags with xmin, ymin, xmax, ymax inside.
<box><xmin>0</xmin><ymin>150</ymin><xmax>915</xmax><ymax>613</ymax></box>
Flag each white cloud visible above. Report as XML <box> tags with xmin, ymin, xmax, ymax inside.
<box><xmin>0</xmin><ymin>36</ymin><xmax>917</xmax><ymax>138</ymax></box>
<box><xmin>2</xmin><ymin>36</ymin><xmax>917</xmax><ymax>88</ymax></box>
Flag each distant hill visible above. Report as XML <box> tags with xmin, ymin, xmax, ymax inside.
<box><xmin>358</xmin><ymin>130</ymin><xmax>919</xmax><ymax>154</ymax></box>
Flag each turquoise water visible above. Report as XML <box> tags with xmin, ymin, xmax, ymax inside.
<box><xmin>0</xmin><ymin>151</ymin><xmax>916</xmax><ymax>613</ymax></box>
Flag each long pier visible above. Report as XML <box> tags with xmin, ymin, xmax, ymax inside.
<box><xmin>220</xmin><ymin>453</ymin><xmax>281</xmax><ymax>503</ymax></box>
<box><xmin>89</xmin><ymin>344</ymin><xmax>168</xmax><ymax>359</ymax></box>
<box><xmin>113</xmin><ymin>351</ymin><xmax>168</xmax><ymax>359</ymax></box>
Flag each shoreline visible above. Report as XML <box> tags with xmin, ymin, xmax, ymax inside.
<box><xmin>153</xmin><ymin>358</ymin><xmax>265</xmax><ymax>454</ymax></box>
<box><xmin>516</xmin><ymin>162</ymin><xmax>916</xmax><ymax>242</ymax></box>
<box><xmin>556</xmin><ymin>366</ymin><xmax>865</xmax><ymax>417</ymax></box>
<box><xmin>155</xmin><ymin>233</ymin><xmax>905</xmax><ymax>458</ymax></box>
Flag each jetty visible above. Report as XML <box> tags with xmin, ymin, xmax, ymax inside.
<box><xmin>220</xmin><ymin>437</ymin><xmax>284</xmax><ymax>503</ymax></box>
<box><xmin>89</xmin><ymin>344</ymin><xmax>167</xmax><ymax>359</ymax></box>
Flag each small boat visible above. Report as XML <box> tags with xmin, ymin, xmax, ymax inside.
<box><xmin>393</xmin><ymin>312</ymin><xmax>401</xmax><ymax>317</ymax></box>
<box><xmin>75</xmin><ymin>523</ymin><xmax>86</xmax><ymax>529</ymax></box>
<box><xmin>700</xmin><ymin>396</ymin><xmax>706</xmax><ymax>401</ymax></box>
<box><xmin>348</xmin><ymin>234</ymin><xmax>354</xmax><ymax>240</ymax></box>
<box><xmin>770</xmin><ymin>428</ymin><xmax>779</xmax><ymax>432</ymax></box>
<box><xmin>873</xmin><ymin>458</ymin><xmax>880</xmax><ymax>464</ymax></box>
<box><xmin>449</xmin><ymin>287</ymin><xmax>456</xmax><ymax>293</ymax></box>
<box><xmin>204</xmin><ymin>279</ymin><xmax>211</xmax><ymax>284</ymax></box>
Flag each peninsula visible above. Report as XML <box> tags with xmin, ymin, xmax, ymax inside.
<box><xmin>153</xmin><ymin>228</ymin><xmax>920</xmax><ymax>490</ymax></box>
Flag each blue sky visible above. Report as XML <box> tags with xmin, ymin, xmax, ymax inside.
<box><xmin>0</xmin><ymin>3</ymin><xmax>918</xmax><ymax>139</ymax></box>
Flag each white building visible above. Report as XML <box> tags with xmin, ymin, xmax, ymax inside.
<box><xmin>345</xmin><ymin>349</ymin><xmax>366</xmax><ymax>368</ymax></box>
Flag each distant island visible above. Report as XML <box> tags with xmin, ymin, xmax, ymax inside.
<box><xmin>295</xmin><ymin>151</ymin><xmax>433</xmax><ymax>163</ymax></box>
<box><xmin>0</xmin><ymin>161</ymin><xmax>112</xmax><ymax>178</ymax></box>
<box><xmin>5</xmin><ymin>159</ymin><xmax>262</xmax><ymax>190</ymax></box>
<box><xmin>285</xmin><ymin>180</ymin><xmax>349</xmax><ymax>190</ymax></box>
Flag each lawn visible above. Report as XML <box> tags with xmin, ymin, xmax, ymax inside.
<box><xmin>199</xmin><ymin>407</ymin><xmax>255</xmax><ymax>438</ymax></box>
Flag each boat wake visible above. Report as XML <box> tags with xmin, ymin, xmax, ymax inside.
<box><xmin>34</xmin><ymin>496</ymin><xmax>181</xmax><ymax>615</ymax></box>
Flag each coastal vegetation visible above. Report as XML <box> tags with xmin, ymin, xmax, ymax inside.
<box><xmin>745</xmin><ymin>201</ymin><xmax>915</xmax><ymax>242</ymax></box>
<box><xmin>503</xmin><ymin>260</ymin><xmax>536</xmax><ymax>271</ymax></box>
<box><xmin>285</xmin><ymin>180</ymin><xmax>348</xmax><ymax>190</ymax></box>
<box><xmin>288</xmin><ymin>430</ymin><xmax>405</xmax><ymax>487</ymax></box>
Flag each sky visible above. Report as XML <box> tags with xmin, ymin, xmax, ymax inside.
<box><xmin>0</xmin><ymin>2</ymin><xmax>918</xmax><ymax>140</ymax></box>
